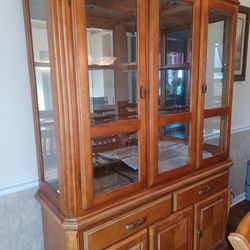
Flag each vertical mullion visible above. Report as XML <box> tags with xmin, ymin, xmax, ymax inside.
<box><xmin>225</xmin><ymin>7</ymin><xmax>238</xmax><ymax>156</ymax></box>
<box><xmin>148</xmin><ymin>0</ymin><xmax>160</xmax><ymax>185</ymax></box>
<box><xmin>196</xmin><ymin>0</ymin><xmax>209</xmax><ymax>168</ymax></box>
<box><xmin>189</xmin><ymin>0</ymin><xmax>200</xmax><ymax>168</ymax></box>
<box><xmin>71</xmin><ymin>0</ymin><xmax>94</xmax><ymax>209</ymax></box>
<box><xmin>137</xmin><ymin>0</ymin><xmax>147</xmax><ymax>186</ymax></box>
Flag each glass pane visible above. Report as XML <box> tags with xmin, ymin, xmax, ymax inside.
<box><xmin>159</xmin><ymin>1</ymin><xmax>193</xmax><ymax>114</ymax></box>
<box><xmin>205</xmin><ymin>10</ymin><xmax>232</xmax><ymax>109</ymax></box>
<box><xmin>92</xmin><ymin>132</ymin><xmax>138</xmax><ymax>196</ymax></box>
<box><xmin>86</xmin><ymin>1</ymin><xmax>138</xmax><ymax>124</ymax></box>
<box><xmin>89</xmin><ymin>70</ymin><xmax>137</xmax><ymax>124</ymax></box>
<box><xmin>158</xmin><ymin>123</ymin><xmax>189</xmax><ymax>174</ymax></box>
<box><xmin>203</xmin><ymin>116</ymin><xmax>226</xmax><ymax>159</ymax></box>
<box><xmin>29</xmin><ymin>0</ymin><xmax>59</xmax><ymax>191</ymax></box>
<box><xmin>159</xmin><ymin>69</ymin><xmax>191</xmax><ymax>114</ymax></box>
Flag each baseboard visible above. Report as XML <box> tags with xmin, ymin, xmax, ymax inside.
<box><xmin>231</xmin><ymin>192</ymin><xmax>246</xmax><ymax>206</ymax></box>
<box><xmin>0</xmin><ymin>179</ymin><xmax>39</xmax><ymax>197</ymax></box>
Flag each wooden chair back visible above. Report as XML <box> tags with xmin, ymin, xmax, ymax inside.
<box><xmin>228</xmin><ymin>212</ymin><xmax>250</xmax><ymax>250</ymax></box>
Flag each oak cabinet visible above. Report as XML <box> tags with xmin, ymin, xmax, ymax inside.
<box><xmin>194</xmin><ymin>190</ymin><xmax>228</xmax><ymax>250</ymax></box>
<box><xmin>149</xmin><ymin>206</ymin><xmax>193</xmax><ymax>250</ymax></box>
<box><xmin>105</xmin><ymin>230</ymin><xmax>148</xmax><ymax>250</ymax></box>
<box><xmin>23</xmin><ymin>0</ymin><xmax>238</xmax><ymax>249</ymax></box>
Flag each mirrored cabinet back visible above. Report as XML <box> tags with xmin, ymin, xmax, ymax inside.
<box><xmin>22</xmin><ymin>0</ymin><xmax>239</xmax><ymax>249</ymax></box>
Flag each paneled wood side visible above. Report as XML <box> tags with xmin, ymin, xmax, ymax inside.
<box><xmin>42</xmin><ymin>208</ymin><xmax>66</xmax><ymax>250</ymax></box>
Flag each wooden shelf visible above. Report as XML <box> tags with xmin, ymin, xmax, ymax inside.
<box><xmin>160</xmin><ymin>63</ymin><xmax>191</xmax><ymax>70</ymax></box>
<box><xmin>88</xmin><ymin>62</ymin><xmax>137</xmax><ymax>71</ymax></box>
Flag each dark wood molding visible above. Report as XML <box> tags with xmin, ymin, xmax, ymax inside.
<box><xmin>234</xmin><ymin>5</ymin><xmax>250</xmax><ymax>81</ymax></box>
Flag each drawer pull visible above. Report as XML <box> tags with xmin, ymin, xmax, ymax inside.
<box><xmin>125</xmin><ymin>217</ymin><xmax>146</xmax><ymax>231</ymax></box>
<box><xmin>198</xmin><ymin>186</ymin><xmax>212</xmax><ymax>196</ymax></box>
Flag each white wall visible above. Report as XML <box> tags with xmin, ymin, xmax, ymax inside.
<box><xmin>0</xmin><ymin>1</ymin><xmax>38</xmax><ymax>196</ymax></box>
<box><xmin>231</xmin><ymin>0</ymin><xmax>250</xmax><ymax>131</ymax></box>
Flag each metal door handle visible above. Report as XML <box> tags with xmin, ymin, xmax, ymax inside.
<box><xmin>198</xmin><ymin>186</ymin><xmax>212</xmax><ymax>196</ymax></box>
<box><xmin>125</xmin><ymin>217</ymin><xmax>146</xmax><ymax>231</ymax></box>
<box><xmin>202</xmin><ymin>83</ymin><xmax>207</xmax><ymax>94</ymax></box>
<box><xmin>140</xmin><ymin>86</ymin><xmax>146</xmax><ymax>98</ymax></box>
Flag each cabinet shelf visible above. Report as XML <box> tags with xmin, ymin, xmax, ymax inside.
<box><xmin>160</xmin><ymin>63</ymin><xmax>191</xmax><ymax>70</ymax></box>
<box><xmin>88</xmin><ymin>62</ymin><xmax>137</xmax><ymax>71</ymax></box>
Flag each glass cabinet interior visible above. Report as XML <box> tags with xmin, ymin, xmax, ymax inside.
<box><xmin>158</xmin><ymin>1</ymin><xmax>193</xmax><ymax>115</ymax></box>
<box><xmin>24</xmin><ymin>0</ymin><xmax>237</xmax><ymax>208</ymax></box>
<box><xmin>85</xmin><ymin>0</ymin><xmax>144</xmax><ymax>197</ymax></box>
<box><xmin>201</xmin><ymin>7</ymin><xmax>234</xmax><ymax>163</ymax></box>
<box><xmin>155</xmin><ymin>0</ymin><xmax>195</xmax><ymax>178</ymax></box>
<box><xmin>86</xmin><ymin>0</ymin><xmax>138</xmax><ymax>125</ymax></box>
<box><xmin>28</xmin><ymin>0</ymin><xmax>59</xmax><ymax>192</ymax></box>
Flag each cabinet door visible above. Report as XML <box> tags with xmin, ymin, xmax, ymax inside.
<box><xmin>24</xmin><ymin>0</ymin><xmax>60</xmax><ymax>199</ymax></box>
<box><xmin>149</xmin><ymin>206</ymin><xmax>193</xmax><ymax>250</ymax></box>
<box><xmin>72</xmin><ymin>0</ymin><xmax>147</xmax><ymax>207</ymax></box>
<box><xmin>148</xmin><ymin>0</ymin><xmax>201</xmax><ymax>184</ymax></box>
<box><xmin>196</xmin><ymin>0</ymin><xmax>238</xmax><ymax>168</ymax></box>
<box><xmin>194</xmin><ymin>189</ymin><xmax>228</xmax><ymax>250</ymax></box>
<box><xmin>105</xmin><ymin>230</ymin><xmax>148</xmax><ymax>250</ymax></box>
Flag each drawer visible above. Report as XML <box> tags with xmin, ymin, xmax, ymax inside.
<box><xmin>173</xmin><ymin>171</ymin><xmax>228</xmax><ymax>211</ymax></box>
<box><xmin>83</xmin><ymin>195</ymin><xmax>172</xmax><ymax>250</ymax></box>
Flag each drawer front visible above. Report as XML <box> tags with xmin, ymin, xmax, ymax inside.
<box><xmin>173</xmin><ymin>171</ymin><xmax>228</xmax><ymax>211</ymax></box>
<box><xmin>83</xmin><ymin>195</ymin><xmax>172</xmax><ymax>250</ymax></box>
<box><xmin>105</xmin><ymin>229</ymin><xmax>148</xmax><ymax>250</ymax></box>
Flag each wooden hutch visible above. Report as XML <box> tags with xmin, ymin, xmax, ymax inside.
<box><xmin>23</xmin><ymin>0</ymin><xmax>239</xmax><ymax>249</ymax></box>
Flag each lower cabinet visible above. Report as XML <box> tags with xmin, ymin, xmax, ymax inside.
<box><xmin>149</xmin><ymin>206</ymin><xmax>193</xmax><ymax>250</ymax></box>
<box><xmin>81</xmin><ymin>174</ymin><xmax>229</xmax><ymax>250</ymax></box>
<box><xmin>194</xmin><ymin>189</ymin><xmax>228</xmax><ymax>250</ymax></box>
<box><xmin>105</xmin><ymin>229</ymin><xmax>148</xmax><ymax>250</ymax></box>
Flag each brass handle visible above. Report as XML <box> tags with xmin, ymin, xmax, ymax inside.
<box><xmin>140</xmin><ymin>86</ymin><xmax>146</xmax><ymax>98</ymax></box>
<box><xmin>198</xmin><ymin>186</ymin><xmax>212</xmax><ymax>196</ymax></box>
<box><xmin>197</xmin><ymin>230</ymin><xmax>202</xmax><ymax>240</ymax></box>
<box><xmin>202</xmin><ymin>83</ymin><xmax>207</xmax><ymax>94</ymax></box>
<box><xmin>125</xmin><ymin>217</ymin><xmax>146</xmax><ymax>231</ymax></box>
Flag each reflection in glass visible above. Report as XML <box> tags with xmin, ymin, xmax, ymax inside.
<box><xmin>205</xmin><ymin>10</ymin><xmax>232</xmax><ymax>109</ymax></box>
<box><xmin>89</xmin><ymin>70</ymin><xmax>138</xmax><ymax>124</ymax></box>
<box><xmin>86</xmin><ymin>0</ymin><xmax>138</xmax><ymax>124</ymax></box>
<box><xmin>158</xmin><ymin>1</ymin><xmax>193</xmax><ymax>114</ymax></box>
<box><xmin>158</xmin><ymin>123</ymin><xmax>189</xmax><ymax>174</ymax></box>
<box><xmin>29</xmin><ymin>0</ymin><xmax>59</xmax><ymax>191</ymax></box>
<box><xmin>92</xmin><ymin>132</ymin><xmax>138</xmax><ymax>196</ymax></box>
<box><xmin>203</xmin><ymin>116</ymin><xmax>226</xmax><ymax>159</ymax></box>
<box><xmin>159</xmin><ymin>69</ymin><xmax>191</xmax><ymax>114</ymax></box>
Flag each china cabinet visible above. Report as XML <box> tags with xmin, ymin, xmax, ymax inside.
<box><xmin>23</xmin><ymin>0</ymin><xmax>239</xmax><ymax>249</ymax></box>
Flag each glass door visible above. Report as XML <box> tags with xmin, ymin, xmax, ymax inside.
<box><xmin>148</xmin><ymin>0</ymin><xmax>200</xmax><ymax>184</ymax></box>
<box><xmin>27</xmin><ymin>0</ymin><xmax>59</xmax><ymax>192</ymax></box>
<box><xmin>81</xmin><ymin>0</ymin><xmax>147</xmax><ymax>205</ymax></box>
<box><xmin>197</xmin><ymin>0</ymin><xmax>238</xmax><ymax>168</ymax></box>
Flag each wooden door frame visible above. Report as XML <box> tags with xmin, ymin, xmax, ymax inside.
<box><xmin>196</xmin><ymin>0</ymin><xmax>238</xmax><ymax>169</ymax></box>
<box><xmin>148</xmin><ymin>0</ymin><xmax>201</xmax><ymax>185</ymax></box>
